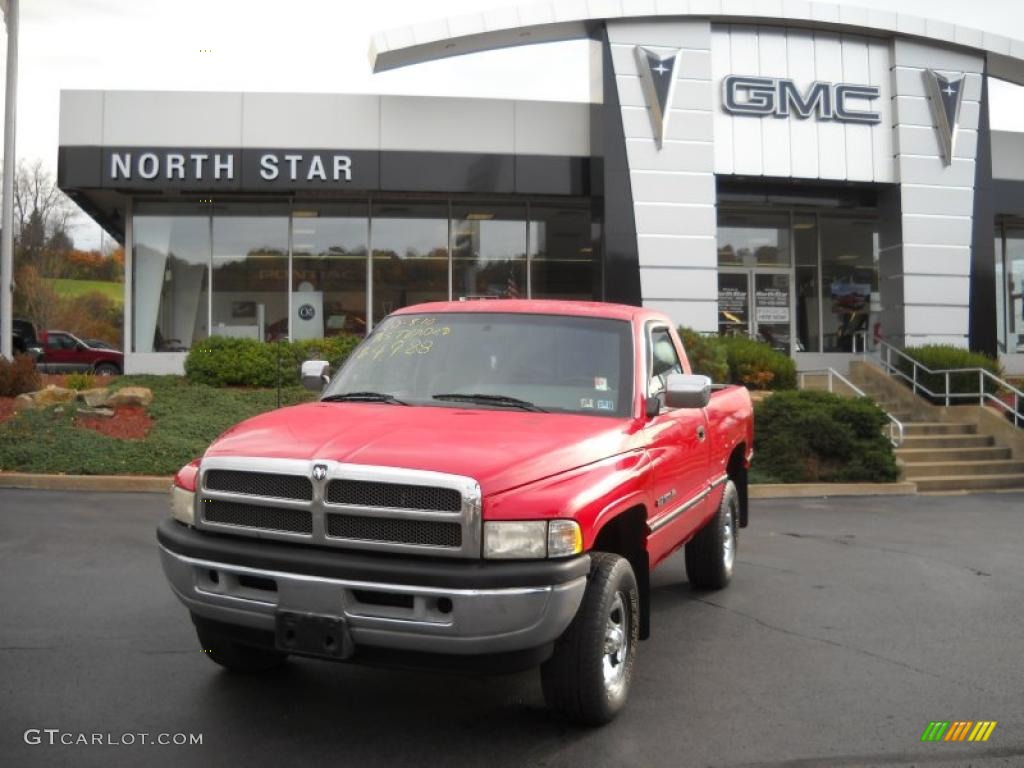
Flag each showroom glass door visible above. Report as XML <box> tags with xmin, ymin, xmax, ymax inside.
<box><xmin>717</xmin><ymin>270</ymin><xmax>795</xmax><ymax>355</ymax></box>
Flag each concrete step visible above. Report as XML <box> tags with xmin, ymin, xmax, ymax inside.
<box><xmin>902</xmin><ymin>422</ymin><xmax>978</xmax><ymax>436</ymax></box>
<box><xmin>898</xmin><ymin>434</ymin><xmax>995</xmax><ymax>449</ymax></box>
<box><xmin>914</xmin><ymin>474</ymin><xmax>1024</xmax><ymax>492</ymax></box>
<box><xmin>894</xmin><ymin>446</ymin><xmax>1012</xmax><ymax>463</ymax></box>
<box><xmin>899</xmin><ymin>460</ymin><xmax>1024</xmax><ymax>478</ymax></box>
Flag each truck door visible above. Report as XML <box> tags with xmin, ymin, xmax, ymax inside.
<box><xmin>643</xmin><ymin>323</ymin><xmax>712</xmax><ymax>566</ymax></box>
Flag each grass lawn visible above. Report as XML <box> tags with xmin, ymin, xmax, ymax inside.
<box><xmin>47</xmin><ymin>278</ymin><xmax>124</xmax><ymax>305</ymax></box>
<box><xmin>0</xmin><ymin>376</ymin><xmax>316</xmax><ymax>475</ymax></box>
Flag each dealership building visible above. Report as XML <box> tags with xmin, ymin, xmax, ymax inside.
<box><xmin>57</xmin><ymin>1</ymin><xmax>1024</xmax><ymax>374</ymax></box>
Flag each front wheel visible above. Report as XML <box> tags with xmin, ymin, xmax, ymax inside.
<box><xmin>541</xmin><ymin>552</ymin><xmax>639</xmax><ymax>725</ymax></box>
<box><xmin>94</xmin><ymin>362</ymin><xmax>120</xmax><ymax>376</ymax></box>
<box><xmin>685</xmin><ymin>479</ymin><xmax>739</xmax><ymax>590</ymax></box>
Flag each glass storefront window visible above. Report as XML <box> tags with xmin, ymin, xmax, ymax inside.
<box><xmin>371</xmin><ymin>203</ymin><xmax>449</xmax><ymax>322</ymax></box>
<box><xmin>995</xmin><ymin>228</ymin><xmax>1006</xmax><ymax>354</ymax></box>
<box><xmin>291</xmin><ymin>204</ymin><xmax>369</xmax><ymax>338</ymax></box>
<box><xmin>451</xmin><ymin>205</ymin><xmax>527</xmax><ymax>299</ymax></box>
<box><xmin>211</xmin><ymin>203</ymin><xmax>290</xmax><ymax>342</ymax></box>
<box><xmin>820</xmin><ymin>217</ymin><xmax>879</xmax><ymax>353</ymax></box>
<box><xmin>793</xmin><ymin>214</ymin><xmax>820</xmax><ymax>354</ymax></box>
<box><xmin>529</xmin><ymin>206</ymin><xmax>600</xmax><ymax>299</ymax></box>
<box><xmin>717</xmin><ymin>211</ymin><xmax>791</xmax><ymax>268</ymax></box>
<box><xmin>1005</xmin><ymin>226</ymin><xmax>1024</xmax><ymax>354</ymax></box>
<box><xmin>132</xmin><ymin>202</ymin><xmax>210</xmax><ymax>353</ymax></box>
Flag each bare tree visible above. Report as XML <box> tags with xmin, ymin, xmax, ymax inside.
<box><xmin>10</xmin><ymin>159</ymin><xmax>77</xmax><ymax>275</ymax></box>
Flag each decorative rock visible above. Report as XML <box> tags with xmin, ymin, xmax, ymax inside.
<box><xmin>77</xmin><ymin>406</ymin><xmax>115</xmax><ymax>418</ymax></box>
<box><xmin>13</xmin><ymin>393</ymin><xmax>35</xmax><ymax>411</ymax></box>
<box><xmin>78</xmin><ymin>387</ymin><xmax>111</xmax><ymax>408</ymax></box>
<box><xmin>106</xmin><ymin>386</ymin><xmax>154</xmax><ymax>408</ymax></box>
<box><xmin>33</xmin><ymin>385</ymin><xmax>77</xmax><ymax>407</ymax></box>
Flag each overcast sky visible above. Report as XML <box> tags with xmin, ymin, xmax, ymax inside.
<box><xmin>4</xmin><ymin>0</ymin><xmax>1024</xmax><ymax>247</ymax></box>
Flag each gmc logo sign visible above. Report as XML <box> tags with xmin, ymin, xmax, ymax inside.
<box><xmin>723</xmin><ymin>75</ymin><xmax>881</xmax><ymax>125</ymax></box>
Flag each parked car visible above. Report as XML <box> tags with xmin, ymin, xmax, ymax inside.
<box><xmin>38</xmin><ymin>330</ymin><xmax>123</xmax><ymax>375</ymax></box>
<box><xmin>13</xmin><ymin>318</ymin><xmax>43</xmax><ymax>361</ymax></box>
<box><xmin>83</xmin><ymin>338</ymin><xmax>119</xmax><ymax>351</ymax></box>
<box><xmin>158</xmin><ymin>300</ymin><xmax>754</xmax><ymax>724</ymax></box>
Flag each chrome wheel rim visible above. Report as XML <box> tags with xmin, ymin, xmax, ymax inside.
<box><xmin>602</xmin><ymin>592</ymin><xmax>630</xmax><ymax>696</ymax></box>
<box><xmin>723</xmin><ymin>504</ymin><xmax>736</xmax><ymax>574</ymax></box>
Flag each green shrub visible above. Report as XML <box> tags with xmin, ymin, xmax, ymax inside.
<box><xmin>677</xmin><ymin>327</ymin><xmax>729</xmax><ymax>382</ymax></box>
<box><xmin>896</xmin><ymin>345</ymin><xmax>1004</xmax><ymax>401</ymax></box>
<box><xmin>719</xmin><ymin>335</ymin><xmax>797</xmax><ymax>390</ymax></box>
<box><xmin>753</xmin><ymin>390</ymin><xmax>899</xmax><ymax>483</ymax></box>
<box><xmin>0</xmin><ymin>354</ymin><xmax>41</xmax><ymax>396</ymax></box>
<box><xmin>65</xmin><ymin>372</ymin><xmax>97</xmax><ymax>391</ymax></box>
<box><xmin>184</xmin><ymin>335</ymin><xmax>360</xmax><ymax>388</ymax></box>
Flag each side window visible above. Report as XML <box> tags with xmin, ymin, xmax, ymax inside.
<box><xmin>648</xmin><ymin>327</ymin><xmax>683</xmax><ymax>399</ymax></box>
<box><xmin>47</xmin><ymin>334</ymin><xmax>67</xmax><ymax>350</ymax></box>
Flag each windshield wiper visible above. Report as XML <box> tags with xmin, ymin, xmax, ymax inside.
<box><xmin>432</xmin><ymin>393</ymin><xmax>548</xmax><ymax>413</ymax></box>
<box><xmin>321</xmin><ymin>391</ymin><xmax>409</xmax><ymax>405</ymax></box>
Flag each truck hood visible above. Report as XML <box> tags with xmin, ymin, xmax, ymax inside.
<box><xmin>204</xmin><ymin>402</ymin><xmax>640</xmax><ymax>497</ymax></box>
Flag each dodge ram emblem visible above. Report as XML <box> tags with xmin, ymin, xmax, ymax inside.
<box><xmin>312</xmin><ymin>464</ymin><xmax>328</xmax><ymax>481</ymax></box>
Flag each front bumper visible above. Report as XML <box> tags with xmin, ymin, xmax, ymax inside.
<box><xmin>158</xmin><ymin>520</ymin><xmax>588</xmax><ymax>656</ymax></box>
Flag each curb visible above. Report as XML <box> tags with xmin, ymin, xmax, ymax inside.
<box><xmin>0</xmin><ymin>473</ymin><xmax>917</xmax><ymax>499</ymax></box>
<box><xmin>0</xmin><ymin>473</ymin><xmax>171</xmax><ymax>493</ymax></box>
<box><xmin>750</xmin><ymin>482</ymin><xmax>918</xmax><ymax>499</ymax></box>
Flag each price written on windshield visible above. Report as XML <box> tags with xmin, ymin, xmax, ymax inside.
<box><xmin>354</xmin><ymin>316</ymin><xmax>452</xmax><ymax>360</ymax></box>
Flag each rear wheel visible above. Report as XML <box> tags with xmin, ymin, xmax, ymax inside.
<box><xmin>685</xmin><ymin>480</ymin><xmax>738</xmax><ymax>590</ymax></box>
<box><xmin>195</xmin><ymin>624</ymin><xmax>287</xmax><ymax>673</ymax></box>
<box><xmin>541</xmin><ymin>552</ymin><xmax>639</xmax><ymax>725</ymax></box>
<box><xmin>94</xmin><ymin>362</ymin><xmax>120</xmax><ymax>376</ymax></box>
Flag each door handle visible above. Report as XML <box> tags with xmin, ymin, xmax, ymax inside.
<box><xmin>696</xmin><ymin>426</ymin><xmax>706</xmax><ymax>442</ymax></box>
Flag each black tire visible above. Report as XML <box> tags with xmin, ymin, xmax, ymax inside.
<box><xmin>541</xmin><ymin>552</ymin><xmax>639</xmax><ymax>725</ymax></box>
<box><xmin>94</xmin><ymin>362</ymin><xmax>120</xmax><ymax>376</ymax></box>
<box><xmin>195</xmin><ymin>624</ymin><xmax>287</xmax><ymax>673</ymax></box>
<box><xmin>685</xmin><ymin>479</ymin><xmax>739</xmax><ymax>590</ymax></box>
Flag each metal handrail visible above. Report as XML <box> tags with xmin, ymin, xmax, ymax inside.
<box><xmin>876</xmin><ymin>340</ymin><xmax>1023</xmax><ymax>428</ymax></box>
<box><xmin>798</xmin><ymin>368</ymin><xmax>905</xmax><ymax>447</ymax></box>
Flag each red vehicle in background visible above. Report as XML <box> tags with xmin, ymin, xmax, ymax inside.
<box><xmin>38</xmin><ymin>330</ymin><xmax>123</xmax><ymax>375</ymax></box>
<box><xmin>158</xmin><ymin>300</ymin><xmax>754</xmax><ymax>724</ymax></box>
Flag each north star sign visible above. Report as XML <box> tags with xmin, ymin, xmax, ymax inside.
<box><xmin>723</xmin><ymin>75</ymin><xmax>881</xmax><ymax>124</ymax></box>
<box><xmin>107</xmin><ymin>150</ymin><xmax>354</xmax><ymax>183</ymax></box>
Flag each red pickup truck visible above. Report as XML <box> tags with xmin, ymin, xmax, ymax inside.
<box><xmin>158</xmin><ymin>300</ymin><xmax>753</xmax><ymax>724</ymax></box>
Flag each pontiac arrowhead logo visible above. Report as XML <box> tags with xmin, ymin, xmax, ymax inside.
<box><xmin>312</xmin><ymin>464</ymin><xmax>327</xmax><ymax>481</ymax></box>
<box><xmin>923</xmin><ymin>70</ymin><xmax>965</xmax><ymax>166</ymax></box>
<box><xmin>635</xmin><ymin>46</ymin><xmax>682</xmax><ymax>149</ymax></box>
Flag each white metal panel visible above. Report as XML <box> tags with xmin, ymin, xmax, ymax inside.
<box><xmin>665</xmin><ymin>110</ymin><xmax>715</xmax><ymax>141</ymax></box>
<box><xmin>606</xmin><ymin>18</ymin><xmax>713</xmax><ymax>48</ymax></box>
<box><xmin>867</xmin><ymin>40</ymin><xmax>894</xmax><ymax>182</ymax></box>
<box><xmin>758</xmin><ymin>26</ymin><xmax>791</xmax><ymax>177</ymax></box>
<box><xmin>813</xmin><ymin>31</ymin><xmax>845</xmax><ymax>179</ymax></box>
<box><xmin>380</xmin><ymin>96</ymin><xmax>515</xmax><ymax>153</ymax></box>
<box><xmin>900</xmin><ymin>184</ymin><xmax>975</xmax><ymax>216</ymax></box>
<box><xmin>902</xmin><ymin>215</ymin><xmax>973</xmax><ymax>247</ymax></box>
<box><xmin>896</xmin><ymin>156</ymin><xmax>976</xmax><ymax>186</ymax></box>
<box><xmin>625</xmin><ymin>138</ymin><xmax>716</xmax><ymax>171</ymax></box>
<box><xmin>641</xmin><ymin>299</ymin><xmax>718</xmax><ymax>332</ymax></box>
<box><xmin>840</xmin><ymin>38</ymin><xmax>874</xmax><ymax>182</ymax></box>
<box><xmin>103</xmin><ymin>92</ymin><xmax>243</xmax><ymax>147</ymax></box>
<box><xmin>902</xmin><ymin>275</ymin><xmax>970</xmax><ymax>305</ymax></box>
<box><xmin>514</xmin><ymin>101</ymin><xmax>590</xmax><ymax>156</ymax></box>
<box><xmin>711</xmin><ymin>24</ymin><xmax>734</xmax><ymax>174</ymax></box>
<box><xmin>242</xmin><ymin>94</ymin><xmax>380</xmax><ymax>150</ymax></box>
<box><xmin>634</xmin><ymin>202</ymin><xmax>716</xmax><ymax>234</ymax></box>
<box><xmin>786</xmin><ymin>29</ymin><xmax>819</xmax><ymax>178</ymax></box>
<box><xmin>639</xmin><ymin>266</ymin><xmax>717</xmax><ymax>299</ymax></box>
<box><xmin>901</xmin><ymin>245</ymin><xmax>971</xmax><ymax>276</ymax></box>
<box><xmin>893</xmin><ymin>38</ymin><xmax>984</xmax><ymax>74</ymax></box>
<box><xmin>630</xmin><ymin>170</ymin><xmax>717</xmax><ymax>202</ymax></box>
<box><xmin>636</xmin><ymin>234</ymin><xmax>718</xmax><ymax>267</ymax></box>
<box><xmin>905</xmin><ymin>305</ymin><xmax>970</xmax><ymax>336</ymax></box>
<box><xmin>59</xmin><ymin>91</ymin><xmax>104</xmax><ymax>146</ymax></box>
<box><xmin>728</xmin><ymin>25</ymin><xmax>763</xmax><ymax>175</ymax></box>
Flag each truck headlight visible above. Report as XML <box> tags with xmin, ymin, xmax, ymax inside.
<box><xmin>483</xmin><ymin>520</ymin><xmax>582</xmax><ymax>559</ymax></box>
<box><xmin>170</xmin><ymin>460</ymin><xmax>199</xmax><ymax>525</ymax></box>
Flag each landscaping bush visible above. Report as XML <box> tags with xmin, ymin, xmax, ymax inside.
<box><xmin>753</xmin><ymin>390</ymin><xmax>899</xmax><ymax>483</ymax></box>
<box><xmin>719</xmin><ymin>335</ymin><xmax>797</xmax><ymax>390</ymax></box>
<box><xmin>0</xmin><ymin>354</ymin><xmax>41</xmax><ymax>397</ymax></box>
<box><xmin>677</xmin><ymin>327</ymin><xmax>729</xmax><ymax>382</ymax></box>
<box><xmin>65</xmin><ymin>372</ymin><xmax>97</xmax><ymax>391</ymax></box>
<box><xmin>896</xmin><ymin>345</ymin><xmax>1004</xmax><ymax>401</ymax></box>
<box><xmin>184</xmin><ymin>335</ymin><xmax>361</xmax><ymax>388</ymax></box>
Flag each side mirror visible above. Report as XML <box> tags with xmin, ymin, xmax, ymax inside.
<box><xmin>301</xmin><ymin>359</ymin><xmax>331</xmax><ymax>392</ymax></box>
<box><xmin>664</xmin><ymin>373</ymin><xmax>712</xmax><ymax>409</ymax></box>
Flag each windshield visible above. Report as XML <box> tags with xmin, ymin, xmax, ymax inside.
<box><xmin>323</xmin><ymin>312</ymin><xmax>634</xmax><ymax>417</ymax></box>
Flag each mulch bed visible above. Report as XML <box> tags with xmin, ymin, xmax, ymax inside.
<box><xmin>0</xmin><ymin>398</ymin><xmax>14</xmax><ymax>424</ymax></box>
<box><xmin>74</xmin><ymin>405</ymin><xmax>153</xmax><ymax>441</ymax></box>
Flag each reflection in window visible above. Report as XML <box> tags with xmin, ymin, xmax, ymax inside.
<box><xmin>291</xmin><ymin>204</ymin><xmax>368</xmax><ymax>338</ymax></box>
<box><xmin>371</xmin><ymin>203</ymin><xmax>449</xmax><ymax>322</ymax></box>
<box><xmin>211</xmin><ymin>203</ymin><xmax>290</xmax><ymax>342</ymax></box>
<box><xmin>717</xmin><ymin>211</ymin><xmax>791</xmax><ymax>268</ymax></box>
<box><xmin>133</xmin><ymin>202</ymin><xmax>210</xmax><ymax>352</ymax></box>
<box><xmin>794</xmin><ymin>214</ymin><xmax>820</xmax><ymax>354</ymax></box>
<box><xmin>1005</xmin><ymin>226</ymin><xmax>1024</xmax><ymax>354</ymax></box>
<box><xmin>820</xmin><ymin>217</ymin><xmax>879</xmax><ymax>353</ymax></box>
<box><xmin>529</xmin><ymin>206</ymin><xmax>599</xmax><ymax>299</ymax></box>
<box><xmin>451</xmin><ymin>205</ymin><xmax>526</xmax><ymax>299</ymax></box>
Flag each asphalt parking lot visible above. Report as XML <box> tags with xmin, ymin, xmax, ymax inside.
<box><xmin>1</xmin><ymin>489</ymin><xmax>1023</xmax><ymax>768</ymax></box>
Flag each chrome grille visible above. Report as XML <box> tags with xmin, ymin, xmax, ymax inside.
<box><xmin>205</xmin><ymin>470</ymin><xmax>312</xmax><ymax>501</ymax></box>
<box><xmin>196</xmin><ymin>459</ymin><xmax>481</xmax><ymax>558</ymax></box>
<box><xmin>326</xmin><ymin>514</ymin><xmax>462</xmax><ymax>548</ymax></box>
<box><xmin>326</xmin><ymin>479</ymin><xmax>461</xmax><ymax>512</ymax></box>
<box><xmin>203</xmin><ymin>499</ymin><xmax>313</xmax><ymax>534</ymax></box>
